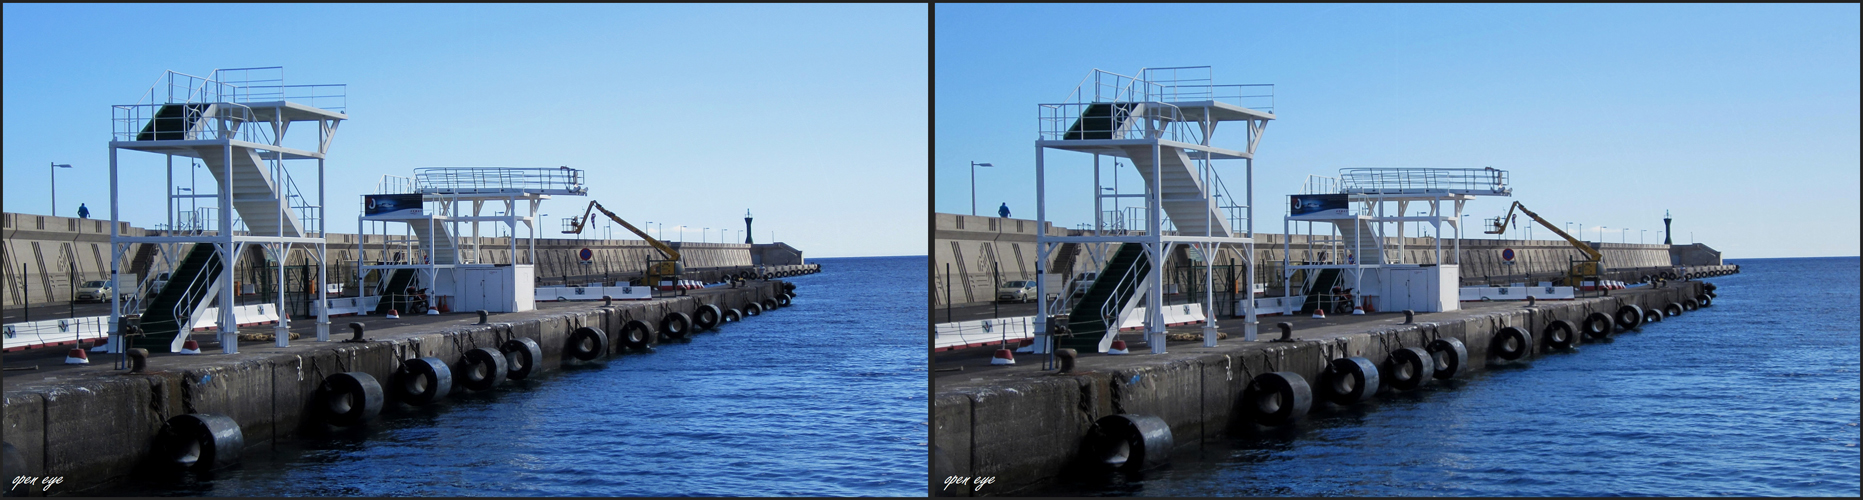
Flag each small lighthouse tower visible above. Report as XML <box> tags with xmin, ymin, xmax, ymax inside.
<box><xmin>744</xmin><ymin>209</ymin><xmax>754</xmax><ymax>244</ymax></box>
<box><xmin>1663</xmin><ymin>210</ymin><xmax>1673</xmax><ymax>245</ymax></box>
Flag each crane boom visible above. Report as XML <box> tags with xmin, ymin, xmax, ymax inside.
<box><xmin>564</xmin><ymin>200</ymin><xmax>680</xmax><ymax>262</ymax></box>
<box><xmin>1486</xmin><ymin>201</ymin><xmax>1601</xmax><ymax>263</ymax></box>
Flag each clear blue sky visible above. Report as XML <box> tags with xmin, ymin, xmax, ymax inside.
<box><xmin>4</xmin><ymin>3</ymin><xmax>927</xmax><ymax>258</ymax></box>
<box><xmin>935</xmin><ymin>4</ymin><xmax>1859</xmax><ymax>259</ymax></box>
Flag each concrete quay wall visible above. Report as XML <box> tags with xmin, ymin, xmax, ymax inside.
<box><xmin>932</xmin><ymin>281</ymin><xmax>1711</xmax><ymax>495</ymax></box>
<box><xmin>2</xmin><ymin>282</ymin><xmax>790</xmax><ymax>495</ymax></box>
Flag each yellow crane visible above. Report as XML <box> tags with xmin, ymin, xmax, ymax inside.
<box><xmin>1485</xmin><ymin>201</ymin><xmax>1603</xmax><ymax>287</ymax></box>
<box><xmin>562</xmin><ymin>200</ymin><xmax>682</xmax><ymax>286</ymax></box>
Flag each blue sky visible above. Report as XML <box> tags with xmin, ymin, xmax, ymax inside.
<box><xmin>935</xmin><ymin>4</ymin><xmax>1859</xmax><ymax>258</ymax></box>
<box><xmin>3</xmin><ymin>3</ymin><xmax>927</xmax><ymax>258</ymax></box>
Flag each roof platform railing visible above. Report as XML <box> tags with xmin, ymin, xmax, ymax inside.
<box><xmin>413</xmin><ymin>167</ymin><xmax>588</xmax><ymax>196</ymax></box>
<box><xmin>1339</xmin><ymin>167</ymin><xmax>1512</xmax><ymax>197</ymax></box>
<box><xmin>1038</xmin><ymin>67</ymin><xmax>1274</xmax><ymax>144</ymax></box>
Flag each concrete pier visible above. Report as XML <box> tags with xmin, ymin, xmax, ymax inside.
<box><xmin>2</xmin><ymin>281</ymin><xmax>791</xmax><ymax>496</ymax></box>
<box><xmin>932</xmin><ymin>280</ymin><xmax>1717</xmax><ymax>495</ymax></box>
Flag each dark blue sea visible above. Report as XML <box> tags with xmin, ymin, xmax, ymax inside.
<box><xmin>100</xmin><ymin>255</ymin><xmax>927</xmax><ymax>497</ymax></box>
<box><xmin>1036</xmin><ymin>256</ymin><xmax>1860</xmax><ymax>496</ymax></box>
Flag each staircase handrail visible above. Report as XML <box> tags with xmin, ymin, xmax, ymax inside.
<box><xmin>168</xmin><ymin>248</ymin><xmax>221</xmax><ymax>331</ymax></box>
<box><xmin>1098</xmin><ymin>250</ymin><xmax>1149</xmax><ymax>334</ymax></box>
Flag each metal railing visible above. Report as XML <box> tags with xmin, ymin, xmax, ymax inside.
<box><xmin>1140</xmin><ymin>66</ymin><xmax>1275</xmax><ymax>112</ymax></box>
<box><xmin>376</xmin><ymin>175</ymin><xmax>418</xmax><ymax>195</ymax></box>
<box><xmin>1303</xmin><ymin>174</ymin><xmax>1341</xmax><ymax>195</ymax></box>
<box><xmin>114</xmin><ymin>68</ymin><xmax>347</xmax><ymax>141</ymax></box>
<box><xmin>1339</xmin><ymin>168</ymin><xmax>1512</xmax><ymax>196</ymax></box>
<box><xmin>414</xmin><ymin>167</ymin><xmax>588</xmax><ymax>195</ymax></box>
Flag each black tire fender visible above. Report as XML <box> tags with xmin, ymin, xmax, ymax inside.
<box><xmin>1080</xmin><ymin>414</ymin><xmax>1174</xmax><ymax>472</ymax></box>
<box><xmin>760</xmin><ymin>298</ymin><xmax>779</xmax><ymax>312</ymax></box>
<box><xmin>395</xmin><ymin>356</ymin><xmax>453</xmax><ymax>405</ymax></box>
<box><xmin>1385</xmin><ymin>346</ymin><xmax>1436</xmax><ymax>390</ymax></box>
<box><xmin>1321</xmin><ymin>357</ymin><xmax>1380</xmax><ymax>405</ymax></box>
<box><xmin>318</xmin><ymin>372</ymin><xmax>383</xmax><ymax>427</ymax></box>
<box><xmin>619</xmin><ymin>320</ymin><xmax>652</xmax><ymax>350</ymax></box>
<box><xmin>1243</xmin><ymin>372</ymin><xmax>1313</xmax><ymax>425</ymax></box>
<box><xmin>660</xmin><ymin>312</ymin><xmax>692</xmax><ymax>340</ymax></box>
<box><xmin>1543</xmin><ymin>320</ymin><xmax>1576</xmax><ymax>350</ymax></box>
<box><xmin>1582</xmin><ymin>312</ymin><xmax>1614</xmax><ymax>339</ymax></box>
<box><xmin>458</xmin><ymin>347</ymin><xmax>508</xmax><ymax>391</ymax></box>
<box><xmin>1696</xmin><ymin>295</ymin><xmax>1712</xmax><ymax>308</ymax></box>
<box><xmin>500</xmin><ymin>337</ymin><xmax>543</xmax><ymax>380</ymax></box>
<box><xmin>1492</xmin><ymin>326</ymin><xmax>1530</xmax><ymax>361</ymax></box>
<box><xmin>745</xmin><ymin>302</ymin><xmax>764</xmax><ymax>316</ymax></box>
<box><xmin>777</xmin><ymin>294</ymin><xmax>792</xmax><ymax>307</ymax></box>
<box><xmin>157</xmin><ymin>413</ymin><xmax>244</xmax><ymax>472</ymax></box>
<box><xmin>1664</xmin><ymin>302</ymin><xmax>1684</xmax><ymax>317</ymax></box>
<box><xmin>693</xmin><ymin>304</ymin><xmax>722</xmax><ymax>331</ymax></box>
<box><xmin>1682</xmin><ymin>298</ymin><xmax>1699</xmax><ymax>311</ymax></box>
<box><xmin>1642</xmin><ymin>308</ymin><xmax>1663</xmax><ymax>324</ymax></box>
<box><xmin>723</xmin><ymin>308</ymin><xmax>742</xmax><ymax>323</ymax></box>
<box><xmin>1615</xmin><ymin>304</ymin><xmax>1645</xmax><ymax>331</ymax></box>
<box><xmin>1427</xmin><ymin>337</ymin><xmax>1468</xmax><ymax>379</ymax></box>
<box><xmin>567</xmin><ymin>326</ymin><xmax>609</xmax><ymax>361</ymax></box>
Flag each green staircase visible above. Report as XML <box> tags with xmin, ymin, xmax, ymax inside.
<box><xmin>135</xmin><ymin>244</ymin><xmax>222</xmax><ymax>351</ymax></box>
<box><xmin>1063</xmin><ymin>102</ymin><xmax>1137</xmax><ymax>140</ymax></box>
<box><xmin>1059</xmin><ymin>243</ymin><xmax>1150</xmax><ymax>351</ymax></box>
<box><xmin>136</xmin><ymin>103</ymin><xmax>210</xmax><ymax>141</ymax></box>
<box><xmin>1297</xmin><ymin>268</ymin><xmax>1344</xmax><ymax>314</ymax></box>
<box><xmin>373</xmin><ymin>269</ymin><xmax>418</xmax><ymax>314</ymax></box>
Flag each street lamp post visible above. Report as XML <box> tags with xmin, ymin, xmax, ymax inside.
<box><xmin>1641</xmin><ymin>229</ymin><xmax>1647</xmax><ymax>245</ymax></box>
<box><xmin>49</xmin><ymin>164</ymin><xmax>71</xmax><ymax>216</ymax></box>
<box><xmin>703</xmin><ymin>227</ymin><xmax>710</xmax><ymax>244</ymax></box>
<box><xmin>970</xmin><ymin>161</ymin><xmax>993</xmax><ymax>216</ymax></box>
<box><xmin>1621</xmin><ymin>228</ymin><xmax>1628</xmax><ymax>244</ymax></box>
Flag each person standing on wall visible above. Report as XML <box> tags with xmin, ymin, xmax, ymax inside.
<box><xmin>77</xmin><ymin>203</ymin><xmax>90</xmax><ymax>219</ymax></box>
<box><xmin>998</xmin><ymin>203</ymin><xmax>1010</xmax><ymax>219</ymax></box>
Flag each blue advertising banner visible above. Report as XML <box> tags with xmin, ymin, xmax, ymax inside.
<box><xmin>364</xmin><ymin>194</ymin><xmax>423</xmax><ymax>218</ymax></box>
<box><xmin>1289</xmin><ymin>194</ymin><xmax>1349</xmax><ymax>218</ymax></box>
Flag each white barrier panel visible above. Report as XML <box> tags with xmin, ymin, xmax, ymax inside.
<box><xmin>1459</xmin><ymin>285</ymin><xmax>1575</xmax><ymax>301</ymax></box>
<box><xmin>535</xmin><ymin>284</ymin><xmax>652</xmax><ymax>302</ymax></box>
<box><xmin>3</xmin><ymin>316</ymin><xmax>110</xmax><ymax>351</ymax></box>
<box><xmin>188</xmin><ymin>303</ymin><xmax>282</xmax><ymax>331</ymax></box>
<box><xmin>1116</xmin><ymin>303</ymin><xmax>1207</xmax><ymax>330</ymax></box>
<box><xmin>1239</xmin><ymin>295</ymin><xmax>1306</xmax><ymax>316</ymax></box>
<box><xmin>312</xmin><ymin>296</ymin><xmax>383</xmax><ymax>317</ymax></box>
<box><xmin>934</xmin><ymin>316</ymin><xmax>1036</xmax><ymax>350</ymax></box>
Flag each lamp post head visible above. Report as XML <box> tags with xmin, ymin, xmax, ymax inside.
<box><xmin>973</xmin><ymin>161</ymin><xmax>993</xmax><ymax>168</ymax></box>
<box><xmin>52</xmin><ymin>163</ymin><xmax>72</xmax><ymax>169</ymax></box>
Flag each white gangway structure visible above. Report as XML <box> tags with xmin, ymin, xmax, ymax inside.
<box><xmin>357</xmin><ymin>167</ymin><xmax>587</xmax><ymax>314</ymax></box>
<box><xmin>1282</xmin><ymin>168</ymin><xmax>1513</xmax><ymax>315</ymax></box>
<box><xmin>1031</xmin><ymin>66</ymin><xmax>1276</xmax><ymax>360</ymax></box>
<box><xmin>106</xmin><ymin>67</ymin><xmax>346</xmax><ymax>356</ymax></box>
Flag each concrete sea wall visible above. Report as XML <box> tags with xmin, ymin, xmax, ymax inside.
<box><xmin>2</xmin><ymin>282</ymin><xmax>790</xmax><ymax>495</ymax></box>
<box><xmin>933</xmin><ymin>281</ymin><xmax>1713</xmax><ymax>495</ymax></box>
<box><xmin>932</xmin><ymin>212</ymin><xmax>1703</xmax><ymax>308</ymax></box>
<box><xmin>2</xmin><ymin>211</ymin><xmax>791</xmax><ymax>307</ymax></box>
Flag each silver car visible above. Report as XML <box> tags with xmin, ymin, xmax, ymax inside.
<box><xmin>74</xmin><ymin>280</ymin><xmax>113</xmax><ymax>303</ymax></box>
<box><xmin>997</xmin><ymin>280</ymin><xmax>1037</xmax><ymax>303</ymax></box>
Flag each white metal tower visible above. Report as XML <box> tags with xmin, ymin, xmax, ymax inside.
<box><xmin>107</xmin><ymin>67</ymin><xmax>346</xmax><ymax>354</ymax></box>
<box><xmin>1033</xmin><ymin>66</ymin><xmax>1275</xmax><ymax>357</ymax></box>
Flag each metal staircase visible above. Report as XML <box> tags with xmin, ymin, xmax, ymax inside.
<box><xmin>1344</xmin><ymin>217</ymin><xmax>1387</xmax><ymax>265</ymax></box>
<box><xmin>196</xmin><ymin>146</ymin><xmax>305</xmax><ymax>237</ymax></box>
<box><xmin>372</xmin><ymin>269</ymin><xmax>419</xmax><ymax>314</ymax></box>
<box><xmin>1123</xmin><ymin>146</ymin><xmax>1235</xmax><ymax>238</ymax></box>
<box><xmin>1062</xmin><ymin>243</ymin><xmax>1150</xmax><ymax>351</ymax></box>
<box><xmin>408</xmin><ymin>222</ymin><xmax>458</xmax><ymax>264</ymax></box>
<box><xmin>134</xmin><ymin>244</ymin><xmax>222</xmax><ymax>352</ymax></box>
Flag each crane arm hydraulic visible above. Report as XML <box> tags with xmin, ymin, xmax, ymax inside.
<box><xmin>1486</xmin><ymin>201</ymin><xmax>1601</xmax><ymax>263</ymax></box>
<box><xmin>564</xmin><ymin>200</ymin><xmax>680</xmax><ymax>262</ymax></box>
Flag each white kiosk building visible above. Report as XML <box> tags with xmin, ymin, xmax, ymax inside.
<box><xmin>1031</xmin><ymin>66</ymin><xmax>1276</xmax><ymax>357</ymax></box>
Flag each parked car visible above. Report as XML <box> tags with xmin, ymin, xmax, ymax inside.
<box><xmin>75</xmin><ymin>275</ymin><xmax>134</xmax><ymax>303</ymax></box>
<box><xmin>996</xmin><ymin>280</ymin><xmax>1038</xmax><ymax>303</ymax></box>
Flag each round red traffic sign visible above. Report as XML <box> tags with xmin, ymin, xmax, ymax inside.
<box><xmin>1502</xmin><ymin>248</ymin><xmax>1515</xmax><ymax>261</ymax></box>
<box><xmin>579</xmin><ymin>248</ymin><xmax>593</xmax><ymax>261</ymax></box>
